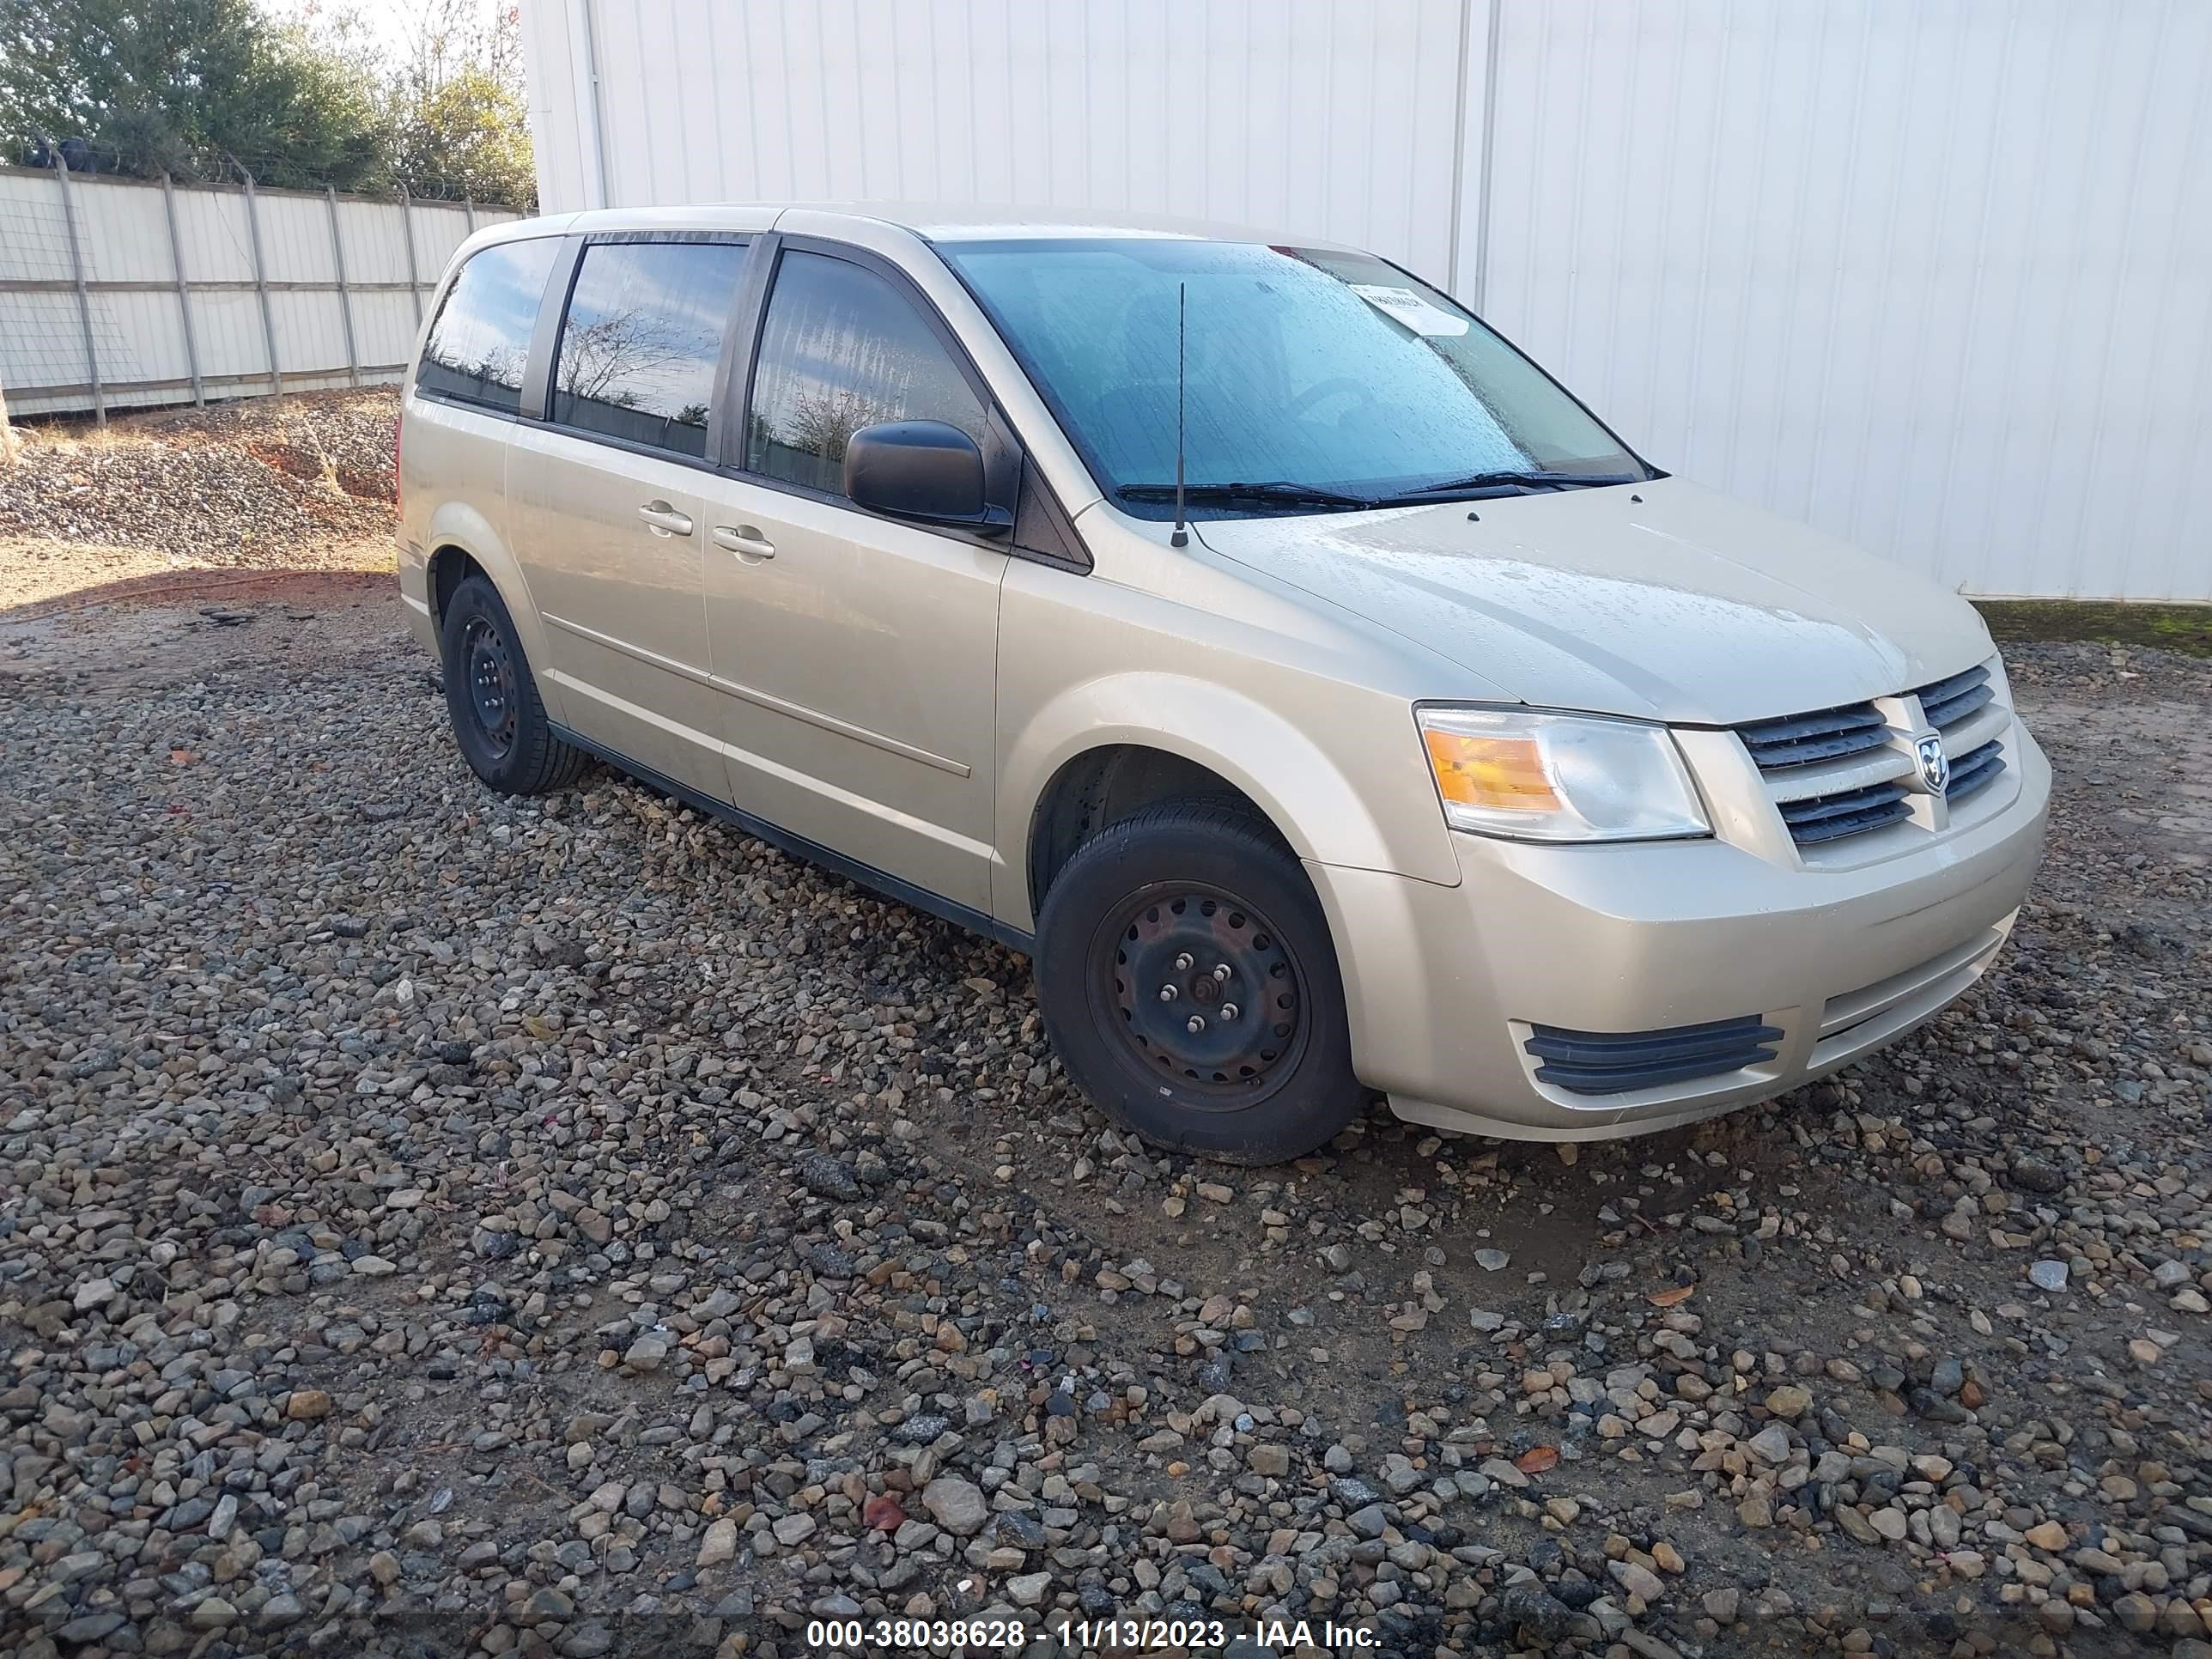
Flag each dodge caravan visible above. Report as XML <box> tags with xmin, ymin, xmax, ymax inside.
<box><xmin>397</xmin><ymin>206</ymin><xmax>2049</xmax><ymax>1164</ymax></box>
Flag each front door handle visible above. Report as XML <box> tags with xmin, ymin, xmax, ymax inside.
<box><xmin>637</xmin><ymin>502</ymin><xmax>694</xmax><ymax>538</ymax></box>
<box><xmin>712</xmin><ymin>524</ymin><xmax>776</xmax><ymax>562</ymax></box>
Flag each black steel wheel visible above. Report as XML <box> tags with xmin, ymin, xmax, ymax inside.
<box><xmin>1097</xmin><ymin>884</ymin><xmax>1309</xmax><ymax>1097</ymax></box>
<box><xmin>460</xmin><ymin>614</ymin><xmax>519</xmax><ymax>760</ymax></box>
<box><xmin>438</xmin><ymin>572</ymin><xmax>587</xmax><ymax>795</ymax></box>
<box><xmin>1036</xmin><ymin>799</ymin><xmax>1364</xmax><ymax>1163</ymax></box>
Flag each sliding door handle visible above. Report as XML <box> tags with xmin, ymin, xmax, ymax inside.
<box><xmin>712</xmin><ymin>524</ymin><xmax>776</xmax><ymax>562</ymax></box>
<box><xmin>637</xmin><ymin>502</ymin><xmax>694</xmax><ymax>537</ymax></box>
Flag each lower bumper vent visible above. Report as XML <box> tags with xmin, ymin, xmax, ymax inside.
<box><xmin>1524</xmin><ymin>1014</ymin><xmax>1783</xmax><ymax>1095</ymax></box>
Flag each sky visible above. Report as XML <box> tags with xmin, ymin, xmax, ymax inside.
<box><xmin>258</xmin><ymin>0</ymin><xmax>509</xmax><ymax>70</ymax></box>
<box><xmin>260</xmin><ymin>0</ymin><xmax>420</xmax><ymax>59</ymax></box>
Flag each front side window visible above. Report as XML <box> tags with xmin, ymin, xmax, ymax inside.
<box><xmin>551</xmin><ymin>240</ymin><xmax>747</xmax><ymax>459</ymax></box>
<box><xmin>416</xmin><ymin>238</ymin><xmax>560</xmax><ymax>414</ymax></box>
<box><xmin>940</xmin><ymin>238</ymin><xmax>1650</xmax><ymax>518</ymax></box>
<box><xmin>744</xmin><ymin>251</ymin><xmax>987</xmax><ymax>495</ymax></box>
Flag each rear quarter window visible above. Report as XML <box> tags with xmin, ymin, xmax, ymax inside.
<box><xmin>551</xmin><ymin>240</ymin><xmax>748</xmax><ymax>459</ymax></box>
<box><xmin>416</xmin><ymin>238</ymin><xmax>561</xmax><ymax>414</ymax></box>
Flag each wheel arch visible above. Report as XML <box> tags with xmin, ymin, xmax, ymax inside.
<box><xmin>1026</xmin><ymin>744</ymin><xmax>1284</xmax><ymax>921</ymax></box>
<box><xmin>426</xmin><ymin>544</ymin><xmax>484</xmax><ymax>631</ymax></box>
<box><xmin>419</xmin><ymin>502</ymin><xmax>566</xmax><ymax>726</ymax></box>
<box><xmin>1000</xmin><ymin>672</ymin><xmax>1424</xmax><ymax>933</ymax></box>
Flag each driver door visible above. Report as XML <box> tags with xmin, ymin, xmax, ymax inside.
<box><xmin>696</xmin><ymin>244</ymin><xmax>1011</xmax><ymax>911</ymax></box>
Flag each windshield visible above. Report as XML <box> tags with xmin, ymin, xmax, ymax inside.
<box><xmin>939</xmin><ymin>237</ymin><xmax>1650</xmax><ymax>518</ymax></box>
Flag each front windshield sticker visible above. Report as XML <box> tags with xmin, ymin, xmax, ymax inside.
<box><xmin>1347</xmin><ymin>283</ymin><xmax>1470</xmax><ymax>337</ymax></box>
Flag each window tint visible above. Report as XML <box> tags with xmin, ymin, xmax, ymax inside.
<box><xmin>416</xmin><ymin>238</ymin><xmax>559</xmax><ymax>414</ymax></box>
<box><xmin>745</xmin><ymin>251</ymin><xmax>986</xmax><ymax>495</ymax></box>
<box><xmin>552</xmin><ymin>240</ymin><xmax>747</xmax><ymax>459</ymax></box>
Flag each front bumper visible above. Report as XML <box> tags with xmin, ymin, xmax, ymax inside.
<box><xmin>1309</xmin><ymin>724</ymin><xmax>2051</xmax><ymax>1141</ymax></box>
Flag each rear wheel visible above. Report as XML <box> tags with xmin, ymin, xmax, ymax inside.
<box><xmin>439</xmin><ymin>573</ymin><xmax>586</xmax><ymax>795</ymax></box>
<box><xmin>1034</xmin><ymin>800</ymin><xmax>1365</xmax><ymax>1163</ymax></box>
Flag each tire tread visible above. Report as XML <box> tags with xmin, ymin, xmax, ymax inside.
<box><xmin>1034</xmin><ymin>795</ymin><xmax>1364</xmax><ymax>1164</ymax></box>
<box><xmin>441</xmin><ymin>574</ymin><xmax>586</xmax><ymax>797</ymax></box>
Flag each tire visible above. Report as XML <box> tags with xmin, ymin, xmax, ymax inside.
<box><xmin>438</xmin><ymin>573</ymin><xmax>587</xmax><ymax>796</ymax></box>
<box><xmin>1034</xmin><ymin>799</ymin><xmax>1366</xmax><ymax>1164</ymax></box>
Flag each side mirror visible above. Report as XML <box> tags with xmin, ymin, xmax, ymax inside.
<box><xmin>843</xmin><ymin>421</ymin><xmax>1011</xmax><ymax>534</ymax></box>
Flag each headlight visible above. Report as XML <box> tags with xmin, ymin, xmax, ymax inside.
<box><xmin>1417</xmin><ymin>706</ymin><xmax>1710</xmax><ymax>842</ymax></box>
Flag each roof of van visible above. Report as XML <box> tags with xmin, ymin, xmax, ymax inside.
<box><xmin>491</xmin><ymin>203</ymin><xmax>1352</xmax><ymax>250</ymax></box>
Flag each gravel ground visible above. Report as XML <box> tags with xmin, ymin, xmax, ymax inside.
<box><xmin>0</xmin><ymin>392</ymin><xmax>397</xmax><ymax>575</ymax></box>
<box><xmin>2</xmin><ymin>423</ymin><xmax>2209</xmax><ymax>1658</ymax></box>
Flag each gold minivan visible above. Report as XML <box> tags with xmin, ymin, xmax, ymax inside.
<box><xmin>398</xmin><ymin>205</ymin><xmax>2049</xmax><ymax>1164</ymax></box>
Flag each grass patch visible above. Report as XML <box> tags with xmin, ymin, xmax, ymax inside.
<box><xmin>1975</xmin><ymin>599</ymin><xmax>2212</xmax><ymax>659</ymax></box>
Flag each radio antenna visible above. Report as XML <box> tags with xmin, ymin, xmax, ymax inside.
<box><xmin>1170</xmin><ymin>281</ymin><xmax>1188</xmax><ymax>548</ymax></box>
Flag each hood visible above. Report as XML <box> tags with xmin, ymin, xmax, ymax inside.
<box><xmin>1194</xmin><ymin>477</ymin><xmax>1991</xmax><ymax>725</ymax></box>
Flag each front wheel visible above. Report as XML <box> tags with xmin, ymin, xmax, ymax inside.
<box><xmin>1034</xmin><ymin>800</ymin><xmax>1365</xmax><ymax>1163</ymax></box>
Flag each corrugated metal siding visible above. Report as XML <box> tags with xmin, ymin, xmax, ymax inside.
<box><xmin>0</xmin><ymin>168</ymin><xmax>520</xmax><ymax>417</ymax></box>
<box><xmin>556</xmin><ymin>0</ymin><xmax>1474</xmax><ymax>286</ymax></box>
<box><xmin>0</xmin><ymin>177</ymin><xmax>99</xmax><ymax>401</ymax></box>
<box><xmin>1482</xmin><ymin>0</ymin><xmax>2212</xmax><ymax>601</ymax></box>
<box><xmin>521</xmin><ymin>0</ymin><xmax>595</xmax><ymax>215</ymax></box>
<box><xmin>519</xmin><ymin>0</ymin><xmax>2212</xmax><ymax>599</ymax></box>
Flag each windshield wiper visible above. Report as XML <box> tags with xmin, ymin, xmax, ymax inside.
<box><xmin>1383</xmin><ymin>469</ymin><xmax>1643</xmax><ymax>502</ymax></box>
<box><xmin>1116</xmin><ymin>480</ymin><xmax>1376</xmax><ymax>511</ymax></box>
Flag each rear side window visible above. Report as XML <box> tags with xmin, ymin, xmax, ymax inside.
<box><xmin>744</xmin><ymin>251</ymin><xmax>986</xmax><ymax>495</ymax></box>
<box><xmin>552</xmin><ymin>240</ymin><xmax>748</xmax><ymax>459</ymax></box>
<box><xmin>416</xmin><ymin>239</ymin><xmax>560</xmax><ymax>414</ymax></box>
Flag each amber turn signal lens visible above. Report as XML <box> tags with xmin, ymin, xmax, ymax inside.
<box><xmin>1422</xmin><ymin>729</ymin><xmax>1561</xmax><ymax>813</ymax></box>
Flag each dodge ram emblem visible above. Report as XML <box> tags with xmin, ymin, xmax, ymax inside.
<box><xmin>1914</xmin><ymin>732</ymin><xmax>1949</xmax><ymax>794</ymax></box>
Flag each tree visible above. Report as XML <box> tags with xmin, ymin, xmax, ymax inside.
<box><xmin>0</xmin><ymin>0</ymin><xmax>537</xmax><ymax>206</ymax></box>
<box><xmin>556</xmin><ymin>307</ymin><xmax>690</xmax><ymax>406</ymax></box>
<box><xmin>386</xmin><ymin>0</ymin><xmax>536</xmax><ymax>210</ymax></box>
<box><xmin>0</xmin><ymin>0</ymin><xmax>389</xmax><ymax>189</ymax></box>
<box><xmin>204</xmin><ymin>16</ymin><xmax>390</xmax><ymax>189</ymax></box>
<box><xmin>391</xmin><ymin>64</ymin><xmax>535</xmax><ymax>210</ymax></box>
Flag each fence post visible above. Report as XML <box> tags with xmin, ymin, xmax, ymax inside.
<box><xmin>236</xmin><ymin>163</ymin><xmax>285</xmax><ymax>398</ymax></box>
<box><xmin>159</xmin><ymin>173</ymin><xmax>205</xmax><ymax>407</ymax></box>
<box><xmin>398</xmin><ymin>186</ymin><xmax>424</xmax><ymax>324</ymax></box>
<box><xmin>464</xmin><ymin>196</ymin><xmax>477</xmax><ymax>234</ymax></box>
<box><xmin>48</xmin><ymin>142</ymin><xmax>106</xmax><ymax>427</ymax></box>
<box><xmin>325</xmin><ymin>187</ymin><xmax>362</xmax><ymax>386</ymax></box>
<box><xmin>0</xmin><ymin>365</ymin><xmax>16</xmax><ymax>465</ymax></box>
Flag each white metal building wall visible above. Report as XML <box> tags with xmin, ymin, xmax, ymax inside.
<box><xmin>1480</xmin><ymin>1</ymin><xmax>2212</xmax><ymax>604</ymax></box>
<box><xmin>529</xmin><ymin>0</ymin><xmax>1477</xmax><ymax>284</ymax></box>
<box><xmin>526</xmin><ymin>0</ymin><xmax>2211</xmax><ymax>600</ymax></box>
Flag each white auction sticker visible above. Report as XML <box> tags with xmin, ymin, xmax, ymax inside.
<box><xmin>1348</xmin><ymin>283</ymin><xmax>1469</xmax><ymax>337</ymax></box>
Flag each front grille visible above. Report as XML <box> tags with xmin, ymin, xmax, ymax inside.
<box><xmin>1735</xmin><ymin>702</ymin><xmax>1890</xmax><ymax>768</ymax></box>
<box><xmin>1780</xmin><ymin>780</ymin><xmax>1912</xmax><ymax>842</ymax></box>
<box><xmin>1734</xmin><ymin>658</ymin><xmax>2013</xmax><ymax>851</ymax></box>
<box><xmin>1917</xmin><ymin>665</ymin><xmax>2008</xmax><ymax>805</ymax></box>
<box><xmin>1947</xmin><ymin>737</ymin><xmax>2005</xmax><ymax>799</ymax></box>
<box><xmin>1916</xmin><ymin>664</ymin><xmax>1995</xmax><ymax>730</ymax></box>
<box><xmin>1524</xmin><ymin>1014</ymin><xmax>1783</xmax><ymax>1095</ymax></box>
